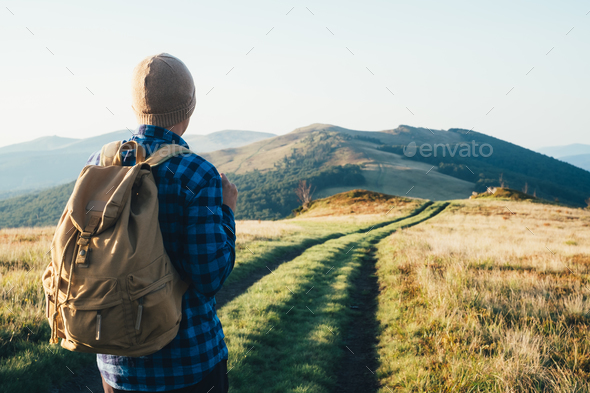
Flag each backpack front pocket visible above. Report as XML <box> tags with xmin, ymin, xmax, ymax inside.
<box><xmin>127</xmin><ymin>255</ymin><xmax>183</xmax><ymax>345</ymax></box>
<box><xmin>60</xmin><ymin>277</ymin><xmax>133</xmax><ymax>350</ymax></box>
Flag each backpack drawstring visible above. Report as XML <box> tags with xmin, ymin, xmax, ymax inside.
<box><xmin>50</xmin><ymin>229</ymin><xmax>77</xmax><ymax>344</ymax></box>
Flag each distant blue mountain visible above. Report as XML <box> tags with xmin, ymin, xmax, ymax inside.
<box><xmin>559</xmin><ymin>154</ymin><xmax>590</xmax><ymax>172</ymax></box>
<box><xmin>0</xmin><ymin>129</ymin><xmax>276</xmax><ymax>198</ymax></box>
<box><xmin>536</xmin><ymin>143</ymin><xmax>590</xmax><ymax>159</ymax></box>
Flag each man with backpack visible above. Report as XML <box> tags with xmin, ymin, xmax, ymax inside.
<box><xmin>85</xmin><ymin>53</ymin><xmax>238</xmax><ymax>392</ymax></box>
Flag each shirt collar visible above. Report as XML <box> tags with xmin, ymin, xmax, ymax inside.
<box><xmin>134</xmin><ymin>124</ymin><xmax>190</xmax><ymax>149</ymax></box>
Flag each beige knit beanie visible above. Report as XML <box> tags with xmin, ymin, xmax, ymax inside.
<box><xmin>131</xmin><ymin>53</ymin><xmax>196</xmax><ymax>128</ymax></box>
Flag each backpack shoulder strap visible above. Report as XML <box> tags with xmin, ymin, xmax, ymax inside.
<box><xmin>144</xmin><ymin>144</ymin><xmax>194</xmax><ymax>167</ymax></box>
<box><xmin>99</xmin><ymin>141</ymin><xmax>122</xmax><ymax>167</ymax></box>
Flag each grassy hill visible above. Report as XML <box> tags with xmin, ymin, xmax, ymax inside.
<box><xmin>203</xmin><ymin>123</ymin><xmax>590</xmax><ymax>207</ymax></box>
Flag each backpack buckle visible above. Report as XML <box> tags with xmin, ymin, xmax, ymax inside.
<box><xmin>76</xmin><ymin>215</ymin><xmax>100</xmax><ymax>267</ymax></box>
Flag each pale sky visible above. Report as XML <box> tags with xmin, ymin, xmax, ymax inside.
<box><xmin>1</xmin><ymin>0</ymin><xmax>589</xmax><ymax>149</ymax></box>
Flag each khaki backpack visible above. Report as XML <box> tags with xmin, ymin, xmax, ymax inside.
<box><xmin>43</xmin><ymin>140</ymin><xmax>190</xmax><ymax>356</ymax></box>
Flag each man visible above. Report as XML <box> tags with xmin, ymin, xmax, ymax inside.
<box><xmin>86</xmin><ymin>53</ymin><xmax>238</xmax><ymax>393</ymax></box>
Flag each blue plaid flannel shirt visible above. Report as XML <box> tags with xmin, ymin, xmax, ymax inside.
<box><xmin>86</xmin><ymin>125</ymin><xmax>236</xmax><ymax>391</ymax></box>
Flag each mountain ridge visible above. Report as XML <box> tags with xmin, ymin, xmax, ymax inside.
<box><xmin>1</xmin><ymin>123</ymin><xmax>589</xmax><ymax>227</ymax></box>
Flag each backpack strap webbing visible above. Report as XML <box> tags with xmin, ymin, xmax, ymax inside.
<box><xmin>99</xmin><ymin>141</ymin><xmax>122</xmax><ymax>166</ymax></box>
<box><xmin>144</xmin><ymin>145</ymin><xmax>194</xmax><ymax>167</ymax></box>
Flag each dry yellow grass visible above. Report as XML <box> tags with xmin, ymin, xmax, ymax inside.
<box><xmin>376</xmin><ymin>199</ymin><xmax>590</xmax><ymax>392</ymax></box>
<box><xmin>235</xmin><ymin>220</ymin><xmax>302</xmax><ymax>244</ymax></box>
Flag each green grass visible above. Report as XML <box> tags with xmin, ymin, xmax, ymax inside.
<box><xmin>219</xmin><ymin>203</ymin><xmax>449</xmax><ymax>392</ymax></box>
<box><xmin>228</xmin><ymin>201</ymin><xmax>433</xmax><ymax>287</ymax></box>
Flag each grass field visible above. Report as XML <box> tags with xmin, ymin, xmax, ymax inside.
<box><xmin>374</xmin><ymin>200</ymin><xmax>590</xmax><ymax>392</ymax></box>
<box><xmin>1</xmin><ymin>190</ymin><xmax>589</xmax><ymax>392</ymax></box>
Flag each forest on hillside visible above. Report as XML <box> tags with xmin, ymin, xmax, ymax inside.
<box><xmin>378</xmin><ymin>128</ymin><xmax>590</xmax><ymax>206</ymax></box>
<box><xmin>0</xmin><ymin>133</ymin><xmax>364</xmax><ymax>227</ymax></box>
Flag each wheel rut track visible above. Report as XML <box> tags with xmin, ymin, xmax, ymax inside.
<box><xmin>334</xmin><ymin>202</ymin><xmax>450</xmax><ymax>393</ymax></box>
<box><xmin>214</xmin><ymin>201</ymin><xmax>434</xmax><ymax>309</ymax></box>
